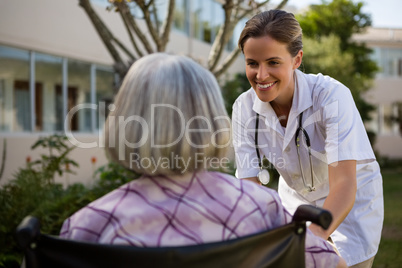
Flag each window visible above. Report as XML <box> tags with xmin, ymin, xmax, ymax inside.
<box><xmin>0</xmin><ymin>44</ymin><xmax>117</xmax><ymax>133</ymax></box>
<box><xmin>382</xmin><ymin>104</ymin><xmax>394</xmax><ymax>134</ymax></box>
<box><xmin>365</xmin><ymin>106</ymin><xmax>379</xmax><ymax>134</ymax></box>
<box><xmin>173</xmin><ymin>0</ymin><xmax>186</xmax><ymax>32</ymax></box>
<box><xmin>14</xmin><ymin>80</ymin><xmax>43</xmax><ymax>131</ymax></box>
<box><xmin>0</xmin><ymin>80</ymin><xmax>4</xmax><ymax>131</ymax></box>
<box><xmin>372</xmin><ymin>47</ymin><xmax>402</xmax><ymax>77</ymax></box>
<box><xmin>394</xmin><ymin>102</ymin><xmax>402</xmax><ymax>135</ymax></box>
<box><xmin>0</xmin><ymin>46</ymin><xmax>30</xmax><ymax>132</ymax></box>
<box><xmin>67</xmin><ymin>59</ymin><xmax>91</xmax><ymax>133</ymax></box>
<box><xmin>35</xmin><ymin>52</ymin><xmax>63</xmax><ymax>132</ymax></box>
<box><xmin>380</xmin><ymin>103</ymin><xmax>401</xmax><ymax>135</ymax></box>
<box><xmin>96</xmin><ymin>67</ymin><xmax>115</xmax><ymax>131</ymax></box>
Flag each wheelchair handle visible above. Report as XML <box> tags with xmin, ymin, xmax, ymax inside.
<box><xmin>15</xmin><ymin>216</ymin><xmax>40</xmax><ymax>249</ymax></box>
<box><xmin>292</xmin><ymin>205</ymin><xmax>332</xmax><ymax>230</ymax></box>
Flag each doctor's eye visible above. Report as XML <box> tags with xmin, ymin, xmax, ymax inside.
<box><xmin>246</xmin><ymin>61</ymin><xmax>258</xmax><ymax>67</ymax></box>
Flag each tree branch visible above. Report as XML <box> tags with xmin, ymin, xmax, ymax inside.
<box><xmin>136</xmin><ymin>0</ymin><xmax>160</xmax><ymax>50</ymax></box>
<box><xmin>159</xmin><ymin>0</ymin><xmax>175</xmax><ymax>52</ymax></box>
<box><xmin>151</xmin><ymin>1</ymin><xmax>160</xmax><ymax>36</ymax></box>
<box><xmin>208</xmin><ymin>0</ymin><xmax>235</xmax><ymax>71</ymax></box>
<box><xmin>209</xmin><ymin>0</ymin><xmax>287</xmax><ymax>77</ymax></box>
<box><xmin>119</xmin><ymin>11</ymin><xmax>144</xmax><ymax>57</ymax></box>
<box><xmin>115</xmin><ymin>1</ymin><xmax>154</xmax><ymax>53</ymax></box>
<box><xmin>79</xmin><ymin>0</ymin><xmax>127</xmax><ymax>77</ymax></box>
<box><xmin>112</xmin><ymin>36</ymin><xmax>136</xmax><ymax>60</ymax></box>
<box><xmin>213</xmin><ymin>47</ymin><xmax>242</xmax><ymax>78</ymax></box>
<box><xmin>274</xmin><ymin>0</ymin><xmax>289</xmax><ymax>10</ymax></box>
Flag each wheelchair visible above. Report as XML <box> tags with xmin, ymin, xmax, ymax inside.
<box><xmin>16</xmin><ymin>204</ymin><xmax>332</xmax><ymax>268</ymax></box>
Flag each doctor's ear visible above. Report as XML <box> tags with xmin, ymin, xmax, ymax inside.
<box><xmin>293</xmin><ymin>50</ymin><xmax>303</xmax><ymax>70</ymax></box>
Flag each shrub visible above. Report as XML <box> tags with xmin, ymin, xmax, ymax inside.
<box><xmin>0</xmin><ymin>135</ymin><xmax>140</xmax><ymax>268</ymax></box>
<box><xmin>0</xmin><ymin>135</ymin><xmax>77</xmax><ymax>267</ymax></box>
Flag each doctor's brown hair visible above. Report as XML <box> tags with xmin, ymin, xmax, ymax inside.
<box><xmin>238</xmin><ymin>9</ymin><xmax>303</xmax><ymax>57</ymax></box>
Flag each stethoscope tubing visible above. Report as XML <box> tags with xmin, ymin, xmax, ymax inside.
<box><xmin>255</xmin><ymin>111</ymin><xmax>315</xmax><ymax>191</ymax></box>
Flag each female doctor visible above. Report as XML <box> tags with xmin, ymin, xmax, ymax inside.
<box><xmin>232</xmin><ymin>10</ymin><xmax>384</xmax><ymax>268</ymax></box>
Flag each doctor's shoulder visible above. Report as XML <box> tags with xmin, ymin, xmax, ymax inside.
<box><xmin>304</xmin><ymin>72</ymin><xmax>355</xmax><ymax>108</ymax></box>
<box><xmin>232</xmin><ymin>87</ymin><xmax>257</xmax><ymax>114</ymax></box>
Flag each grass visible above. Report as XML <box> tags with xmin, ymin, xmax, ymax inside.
<box><xmin>373</xmin><ymin>168</ymin><xmax>402</xmax><ymax>268</ymax></box>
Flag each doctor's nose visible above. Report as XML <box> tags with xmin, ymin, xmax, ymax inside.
<box><xmin>256</xmin><ymin>65</ymin><xmax>270</xmax><ymax>81</ymax></box>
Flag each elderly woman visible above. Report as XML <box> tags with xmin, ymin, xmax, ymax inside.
<box><xmin>60</xmin><ymin>53</ymin><xmax>345</xmax><ymax>268</ymax></box>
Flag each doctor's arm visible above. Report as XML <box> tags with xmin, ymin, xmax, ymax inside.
<box><xmin>309</xmin><ymin>160</ymin><xmax>357</xmax><ymax>240</ymax></box>
<box><xmin>242</xmin><ymin>176</ymin><xmax>260</xmax><ymax>184</ymax></box>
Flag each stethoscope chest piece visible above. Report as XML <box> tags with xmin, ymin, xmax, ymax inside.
<box><xmin>255</xmin><ymin>111</ymin><xmax>317</xmax><ymax>191</ymax></box>
<box><xmin>258</xmin><ymin>168</ymin><xmax>270</xmax><ymax>185</ymax></box>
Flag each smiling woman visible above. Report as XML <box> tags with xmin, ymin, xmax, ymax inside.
<box><xmin>232</xmin><ymin>9</ymin><xmax>384</xmax><ymax>268</ymax></box>
<box><xmin>242</xmin><ymin>35</ymin><xmax>301</xmax><ymax>117</ymax></box>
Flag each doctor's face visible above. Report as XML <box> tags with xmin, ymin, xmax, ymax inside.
<box><xmin>243</xmin><ymin>35</ymin><xmax>302</xmax><ymax>104</ymax></box>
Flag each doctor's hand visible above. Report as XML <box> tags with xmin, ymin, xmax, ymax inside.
<box><xmin>308</xmin><ymin>223</ymin><xmax>328</xmax><ymax>240</ymax></box>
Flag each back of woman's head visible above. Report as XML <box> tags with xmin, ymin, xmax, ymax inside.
<box><xmin>238</xmin><ymin>9</ymin><xmax>303</xmax><ymax>57</ymax></box>
<box><xmin>104</xmin><ymin>53</ymin><xmax>230</xmax><ymax>176</ymax></box>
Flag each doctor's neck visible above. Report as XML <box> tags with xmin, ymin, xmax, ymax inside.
<box><xmin>270</xmin><ymin>84</ymin><xmax>294</xmax><ymax>112</ymax></box>
<box><xmin>270</xmin><ymin>99</ymin><xmax>293</xmax><ymax>127</ymax></box>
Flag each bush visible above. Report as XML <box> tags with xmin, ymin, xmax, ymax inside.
<box><xmin>0</xmin><ymin>135</ymin><xmax>76</xmax><ymax>267</ymax></box>
<box><xmin>0</xmin><ymin>135</ymin><xmax>139</xmax><ymax>268</ymax></box>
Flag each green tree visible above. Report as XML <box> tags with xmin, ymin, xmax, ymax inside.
<box><xmin>221</xmin><ymin>73</ymin><xmax>249</xmax><ymax>116</ymax></box>
<box><xmin>296</xmin><ymin>0</ymin><xmax>378</xmax><ymax>122</ymax></box>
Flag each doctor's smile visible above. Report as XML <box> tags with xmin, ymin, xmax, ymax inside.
<box><xmin>256</xmin><ymin>81</ymin><xmax>277</xmax><ymax>90</ymax></box>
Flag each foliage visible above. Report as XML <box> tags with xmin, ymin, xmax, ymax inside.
<box><xmin>297</xmin><ymin>0</ymin><xmax>371</xmax><ymax>49</ymax></box>
<box><xmin>0</xmin><ymin>135</ymin><xmax>77</xmax><ymax>267</ymax></box>
<box><xmin>372</xmin><ymin>170</ymin><xmax>402</xmax><ymax>267</ymax></box>
<box><xmin>0</xmin><ymin>134</ymin><xmax>140</xmax><ymax>268</ymax></box>
<box><xmin>221</xmin><ymin>73</ymin><xmax>250</xmax><ymax>116</ymax></box>
<box><xmin>29</xmin><ymin>135</ymin><xmax>79</xmax><ymax>182</ymax></box>
<box><xmin>296</xmin><ymin>0</ymin><xmax>378</xmax><ymax>123</ymax></box>
<box><xmin>0</xmin><ymin>139</ymin><xmax>6</xmax><ymax>181</ymax></box>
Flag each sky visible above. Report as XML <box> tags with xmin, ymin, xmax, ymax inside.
<box><xmin>271</xmin><ymin>0</ymin><xmax>402</xmax><ymax>29</ymax></box>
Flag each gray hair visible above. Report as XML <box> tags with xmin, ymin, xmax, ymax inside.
<box><xmin>104</xmin><ymin>53</ymin><xmax>231</xmax><ymax>175</ymax></box>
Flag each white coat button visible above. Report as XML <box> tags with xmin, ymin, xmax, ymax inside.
<box><xmin>285</xmin><ymin>147</ymin><xmax>291</xmax><ymax>152</ymax></box>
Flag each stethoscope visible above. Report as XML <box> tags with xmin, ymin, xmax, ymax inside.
<box><xmin>255</xmin><ymin>111</ymin><xmax>316</xmax><ymax>192</ymax></box>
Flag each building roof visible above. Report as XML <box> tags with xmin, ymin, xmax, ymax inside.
<box><xmin>353</xmin><ymin>27</ymin><xmax>402</xmax><ymax>45</ymax></box>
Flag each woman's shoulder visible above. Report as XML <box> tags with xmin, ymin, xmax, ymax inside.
<box><xmin>232</xmin><ymin>88</ymin><xmax>257</xmax><ymax>119</ymax></box>
<box><xmin>233</xmin><ymin>87</ymin><xmax>256</xmax><ymax>106</ymax></box>
<box><xmin>206</xmin><ymin>171</ymin><xmax>280</xmax><ymax>199</ymax></box>
<box><xmin>302</xmin><ymin>71</ymin><xmax>347</xmax><ymax>92</ymax></box>
<box><xmin>298</xmin><ymin>71</ymin><xmax>353</xmax><ymax>106</ymax></box>
<box><xmin>69</xmin><ymin>179</ymin><xmax>136</xmax><ymax>219</ymax></box>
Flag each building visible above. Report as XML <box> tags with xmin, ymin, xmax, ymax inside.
<box><xmin>353</xmin><ymin>27</ymin><xmax>402</xmax><ymax>159</ymax></box>
<box><xmin>0</xmin><ymin>0</ymin><xmax>246</xmax><ymax>186</ymax></box>
<box><xmin>3</xmin><ymin>0</ymin><xmax>399</xmax><ymax>188</ymax></box>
